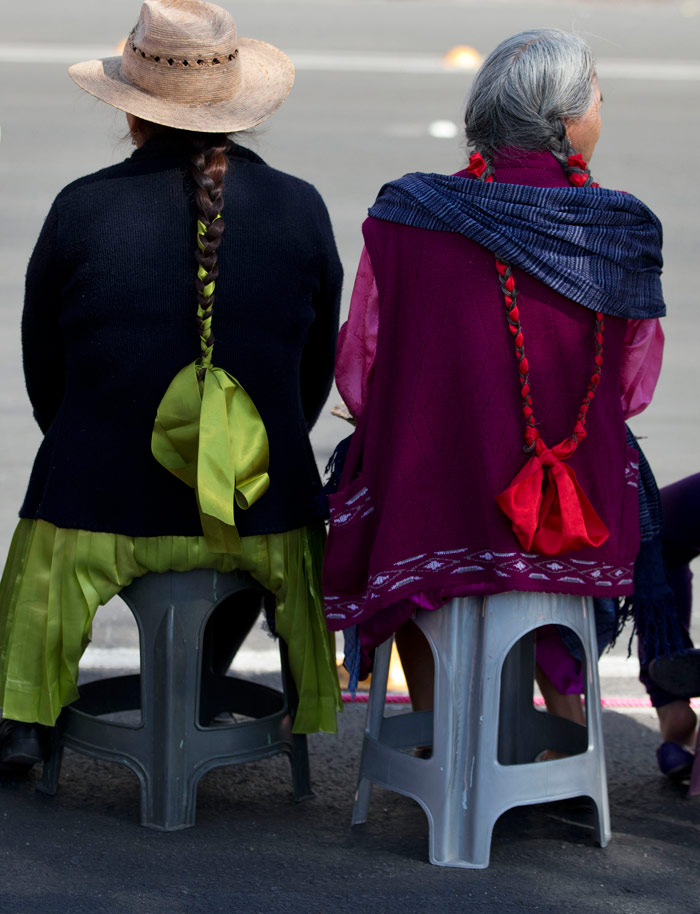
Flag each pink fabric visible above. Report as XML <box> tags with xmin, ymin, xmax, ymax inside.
<box><xmin>337</xmin><ymin>258</ymin><xmax>664</xmax><ymax>422</ymax></box>
<box><xmin>620</xmin><ymin>318</ymin><xmax>664</xmax><ymax>419</ymax></box>
<box><xmin>335</xmin><ymin>247</ymin><xmax>379</xmax><ymax>419</ymax></box>
<box><xmin>535</xmin><ymin>625</ymin><xmax>585</xmax><ymax>694</ymax></box>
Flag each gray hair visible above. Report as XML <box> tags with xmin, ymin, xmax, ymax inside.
<box><xmin>464</xmin><ymin>29</ymin><xmax>596</xmax><ymax>165</ymax></box>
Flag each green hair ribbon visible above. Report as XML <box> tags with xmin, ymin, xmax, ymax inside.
<box><xmin>151</xmin><ymin>216</ymin><xmax>270</xmax><ymax>554</ymax></box>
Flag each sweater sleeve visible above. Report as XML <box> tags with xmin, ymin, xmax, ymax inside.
<box><xmin>22</xmin><ymin>201</ymin><xmax>66</xmax><ymax>434</ymax></box>
<box><xmin>335</xmin><ymin>245</ymin><xmax>379</xmax><ymax>419</ymax></box>
<box><xmin>299</xmin><ymin>192</ymin><xmax>343</xmax><ymax>430</ymax></box>
<box><xmin>619</xmin><ymin>318</ymin><xmax>664</xmax><ymax>420</ymax></box>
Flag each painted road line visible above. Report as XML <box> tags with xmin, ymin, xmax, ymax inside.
<box><xmin>596</xmin><ymin>59</ymin><xmax>700</xmax><ymax>81</ymax></box>
<box><xmin>81</xmin><ymin>646</ymin><xmax>649</xmax><ymax>679</ymax></box>
<box><xmin>343</xmin><ymin>693</ymin><xmax>700</xmax><ymax>708</ymax></box>
<box><xmin>2</xmin><ymin>45</ymin><xmax>700</xmax><ymax>81</ymax></box>
<box><xmin>0</xmin><ymin>45</ymin><xmax>115</xmax><ymax>64</ymax></box>
<box><xmin>81</xmin><ymin>646</ymin><xmax>283</xmax><ymax>673</ymax></box>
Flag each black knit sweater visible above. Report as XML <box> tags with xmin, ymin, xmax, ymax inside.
<box><xmin>20</xmin><ymin>139</ymin><xmax>342</xmax><ymax>537</ymax></box>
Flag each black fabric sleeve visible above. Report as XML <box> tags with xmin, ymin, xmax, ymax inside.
<box><xmin>22</xmin><ymin>202</ymin><xmax>65</xmax><ymax>434</ymax></box>
<box><xmin>299</xmin><ymin>193</ymin><xmax>343</xmax><ymax>430</ymax></box>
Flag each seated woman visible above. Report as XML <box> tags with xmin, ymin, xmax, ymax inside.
<box><xmin>646</xmin><ymin>474</ymin><xmax>700</xmax><ymax>777</ymax></box>
<box><xmin>323</xmin><ymin>29</ymin><xmax>666</xmax><ymax>737</ymax></box>
<box><xmin>0</xmin><ymin>0</ymin><xmax>343</xmax><ymax>773</ymax></box>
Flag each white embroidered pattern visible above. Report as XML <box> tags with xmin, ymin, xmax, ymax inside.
<box><xmin>327</xmin><ymin>480</ymin><xmax>635</xmax><ymax>622</ymax></box>
<box><xmin>330</xmin><ymin>486</ymin><xmax>374</xmax><ymax>527</ymax></box>
<box><xmin>327</xmin><ymin>546</ymin><xmax>634</xmax><ymax>620</ymax></box>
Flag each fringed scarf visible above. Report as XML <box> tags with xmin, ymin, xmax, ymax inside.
<box><xmin>369</xmin><ymin>172</ymin><xmax>665</xmax><ymax>320</ymax></box>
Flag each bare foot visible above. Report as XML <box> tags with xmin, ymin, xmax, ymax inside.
<box><xmin>535</xmin><ymin>749</ymin><xmax>569</xmax><ymax>762</ymax></box>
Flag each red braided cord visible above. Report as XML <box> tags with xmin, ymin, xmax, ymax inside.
<box><xmin>468</xmin><ymin>151</ymin><xmax>605</xmax><ymax>453</ymax></box>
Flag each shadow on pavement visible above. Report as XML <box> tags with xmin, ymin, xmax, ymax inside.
<box><xmin>1</xmin><ymin>702</ymin><xmax>698</xmax><ymax>914</ymax></box>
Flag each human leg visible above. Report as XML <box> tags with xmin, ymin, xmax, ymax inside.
<box><xmin>0</xmin><ymin>521</ymin><xmax>141</xmax><ymax>771</ymax></box>
<box><xmin>394</xmin><ymin>618</ymin><xmax>435</xmax><ymax>712</ymax></box>
<box><xmin>643</xmin><ymin>476</ymin><xmax>700</xmax><ymax>742</ymax></box>
<box><xmin>534</xmin><ymin>662</ymin><xmax>586</xmax><ymax>725</ymax></box>
<box><xmin>247</xmin><ymin>525</ymin><xmax>341</xmax><ymax>734</ymax></box>
<box><xmin>0</xmin><ymin>521</ymin><xmax>135</xmax><ymax>727</ymax></box>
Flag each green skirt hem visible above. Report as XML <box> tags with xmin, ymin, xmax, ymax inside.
<box><xmin>0</xmin><ymin>518</ymin><xmax>341</xmax><ymax>732</ymax></box>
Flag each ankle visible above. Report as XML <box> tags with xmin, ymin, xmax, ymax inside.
<box><xmin>657</xmin><ymin>700</ymin><xmax>697</xmax><ymax>746</ymax></box>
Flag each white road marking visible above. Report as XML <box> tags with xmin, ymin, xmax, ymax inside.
<box><xmin>81</xmin><ymin>646</ymin><xmax>284</xmax><ymax>673</ymax></box>
<box><xmin>2</xmin><ymin>46</ymin><xmax>700</xmax><ymax>81</ymax></box>
<box><xmin>428</xmin><ymin>119</ymin><xmax>459</xmax><ymax>139</ymax></box>
<box><xmin>596</xmin><ymin>59</ymin><xmax>700</xmax><ymax>81</ymax></box>
<box><xmin>81</xmin><ymin>645</ymin><xmax>641</xmax><ymax>679</ymax></box>
<box><xmin>0</xmin><ymin>45</ymin><xmax>116</xmax><ymax>64</ymax></box>
<box><xmin>598</xmin><ymin>655</ymin><xmax>643</xmax><ymax>679</ymax></box>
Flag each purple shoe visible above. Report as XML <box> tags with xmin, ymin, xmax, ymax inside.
<box><xmin>656</xmin><ymin>741</ymin><xmax>694</xmax><ymax>780</ymax></box>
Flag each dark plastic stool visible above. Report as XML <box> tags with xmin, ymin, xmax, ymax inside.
<box><xmin>38</xmin><ymin>569</ymin><xmax>312</xmax><ymax>829</ymax></box>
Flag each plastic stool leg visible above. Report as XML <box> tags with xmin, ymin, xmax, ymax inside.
<box><xmin>278</xmin><ymin>638</ymin><xmax>314</xmax><ymax>801</ymax></box>
<box><xmin>352</xmin><ymin>636</ymin><xmax>393</xmax><ymax>826</ymax></box>
<box><xmin>37</xmin><ymin>729</ymin><xmax>64</xmax><ymax>797</ymax></box>
<box><xmin>351</xmin><ymin>773</ymin><xmax>373</xmax><ymax>826</ymax></box>
<box><xmin>140</xmin><ymin>603</ymin><xmax>198</xmax><ymax>830</ymax></box>
<box><xmin>289</xmin><ymin>733</ymin><xmax>314</xmax><ymax>801</ymax></box>
<box><xmin>416</xmin><ymin>600</ymin><xmax>496</xmax><ymax>868</ymax></box>
<box><xmin>582</xmin><ymin>603</ymin><xmax>611</xmax><ymax>846</ymax></box>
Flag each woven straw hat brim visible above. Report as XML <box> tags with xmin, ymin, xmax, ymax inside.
<box><xmin>68</xmin><ymin>37</ymin><xmax>294</xmax><ymax>133</ymax></box>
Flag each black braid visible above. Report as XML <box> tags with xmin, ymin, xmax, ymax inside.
<box><xmin>188</xmin><ymin>133</ymin><xmax>232</xmax><ymax>377</ymax></box>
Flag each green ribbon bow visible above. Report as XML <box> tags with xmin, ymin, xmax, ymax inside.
<box><xmin>151</xmin><ymin>217</ymin><xmax>270</xmax><ymax>554</ymax></box>
<box><xmin>152</xmin><ymin>360</ymin><xmax>270</xmax><ymax>554</ymax></box>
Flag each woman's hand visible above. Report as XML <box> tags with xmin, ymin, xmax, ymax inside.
<box><xmin>331</xmin><ymin>404</ymin><xmax>356</xmax><ymax>426</ymax></box>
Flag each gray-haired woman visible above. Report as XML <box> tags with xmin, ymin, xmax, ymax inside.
<box><xmin>326</xmin><ymin>29</ymin><xmax>669</xmax><ymax>755</ymax></box>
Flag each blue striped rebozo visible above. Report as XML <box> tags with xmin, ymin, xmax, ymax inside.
<box><xmin>369</xmin><ymin>172</ymin><xmax>665</xmax><ymax>320</ymax></box>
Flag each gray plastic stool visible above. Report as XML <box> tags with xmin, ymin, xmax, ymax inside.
<box><xmin>39</xmin><ymin>569</ymin><xmax>312</xmax><ymax>829</ymax></box>
<box><xmin>352</xmin><ymin>592</ymin><xmax>610</xmax><ymax>868</ymax></box>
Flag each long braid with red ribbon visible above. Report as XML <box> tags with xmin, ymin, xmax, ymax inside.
<box><xmin>467</xmin><ymin>149</ymin><xmax>610</xmax><ymax>556</ymax></box>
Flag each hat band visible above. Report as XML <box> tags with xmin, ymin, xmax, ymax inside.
<box><xmin>121</xmin><ymin>35</ymin><xmax>242</xmax><ymax>105</ymax></box>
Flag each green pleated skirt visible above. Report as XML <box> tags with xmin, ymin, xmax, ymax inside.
<box><xmin>0</xmin><ymin>518</ymin><xmax>341</xmax><ymax>733</ymax></box>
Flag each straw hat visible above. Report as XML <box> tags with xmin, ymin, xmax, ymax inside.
<box><xmin>68</xmin><ymin>0</ymin><xmax>294</xmax><ymax>133</ymax></box>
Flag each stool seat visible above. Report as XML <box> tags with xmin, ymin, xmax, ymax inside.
<box><xmin>39</xmin><ymin>569</ymin><xmax>312</xmax><ymax>830</ymax></box>
<box><xmin>352</xmin><ymin>592</ymin><xmax>610</xmax><ymax>868</ymax></box>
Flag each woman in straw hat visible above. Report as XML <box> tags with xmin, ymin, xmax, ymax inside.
<box><xmin>323</xmin><ymin>29</ymin><xmax>685</xmax><ymax>763</ymax></box>
<box><xmin>0</xmin><ymin>0</ymin><xmax>343</xmax><ymax>771</ymax></box>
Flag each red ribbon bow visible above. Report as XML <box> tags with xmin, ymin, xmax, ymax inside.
<box><xmin>467</xmin><ymin>152</ymin><xmax>494</xmax><ymax>182</ymax></box>
<box><xmin>567</xmin><ymin>153</ymin><xmax>588</xmax><ymax>172</ymax></box>
<box><xmin>496</xmin><ymin>436</ymin><xmax>610</xmax><ymax>556</ymax></box>
<box><xmin>567</xmin><ymin>154</ymin><xmax>600</xmax><ymax>188</ymax></box>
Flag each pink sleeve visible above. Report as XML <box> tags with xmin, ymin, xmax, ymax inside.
<box><xmin>620</xmin><ymin>318</ymin><xmax>664</xmax><ymax>419</ymax></box>
<box><xmin>335</xmin><ymin>246</ymin><xmax>379</xmax><ymax>418</ymax></box>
